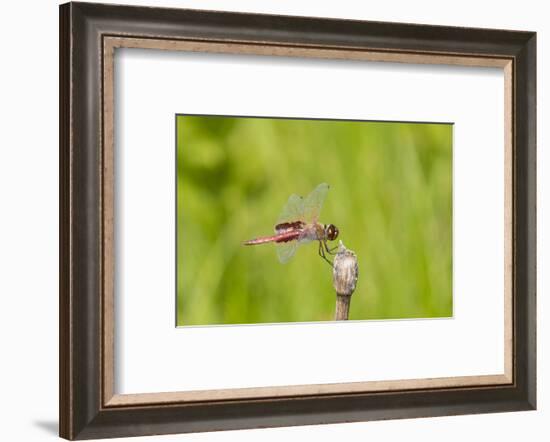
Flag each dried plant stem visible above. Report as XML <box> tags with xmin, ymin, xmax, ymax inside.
<box><xmin>332</xmin><ymin>241</ymin><xmax>359</xmax><ymax>321</ymax></box>
<box><xmin>335</xmin><ymin>294</ymin><xmax>352</xmax><ymax>321</ymax></box>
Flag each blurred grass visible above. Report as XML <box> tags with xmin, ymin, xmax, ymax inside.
<box><xmin>177</xmin><ymin>115</ymin><xmax>452</xmax><ymax>326</ymax></box>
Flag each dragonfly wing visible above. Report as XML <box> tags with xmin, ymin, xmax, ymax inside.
<box><xmin>276</xmin><ymin>241</ymin><xmax>299</xmax><ymax>264</ymax></box>
<box><xmin>302</xmin><ymin>183</ymin><xmax>330</xmax><ymax>223</ymax></box>
<box><xmin>273</xmin><ymin>184</ymin><xmax>329</xmax><ymax>263</ymax></box>
<box><xmin>276</xmin><ymin>193</ymin><xmax>305</xmax><ymax>229</ymax></box>
<box><xmin>276</xmin><ymin>237</ymin><xmax>315</xmax><ymax>263</ymax></box>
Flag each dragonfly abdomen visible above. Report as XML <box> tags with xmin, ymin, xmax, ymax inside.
<box><xmin>243</xmin><ymin>230</ymin><xmax>301</xmax><ymax>245</ymax></box>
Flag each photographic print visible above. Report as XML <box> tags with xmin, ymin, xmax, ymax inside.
<box><xmin>176</xmin><ymin>115</ymin><xmax>452</xmax><ymax>326</ymax></box>
<box><xmin>60</xmin><ymin>5</ymin><xmax>536</xmax><ymax>437</ymax></box>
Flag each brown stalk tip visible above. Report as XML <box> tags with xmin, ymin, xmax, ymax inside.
<box><xmin>332</xmin><ymin>241</ymin><xmax>359</xmax><ymax>297</ymax></box>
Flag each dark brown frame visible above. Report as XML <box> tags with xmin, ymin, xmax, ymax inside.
<box><xmin>59</xmin><ymin>2</ymin><xmax>536</xmax><ymax>440</ymax></box>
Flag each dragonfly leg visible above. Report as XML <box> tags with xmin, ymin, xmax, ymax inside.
<box><xmin>324</xmin><ymin>241</ymin><xmax>339</xmax><ymax>255</ymax></box>
<box><xmin>318</xmin><ymin>241</ymin><xmax>333</xmax><ymax>267</ymax></box>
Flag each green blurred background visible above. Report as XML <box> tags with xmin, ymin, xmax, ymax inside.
<box><xmin>177</xmin><ymin>115</ymin><xmax>452</xmax><ymax>326</ymax></box>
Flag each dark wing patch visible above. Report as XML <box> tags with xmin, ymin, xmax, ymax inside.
<box><xmin>275</xmin><ymin>220</ymin><xmax>306</xmax><ymax>233</ymax></box>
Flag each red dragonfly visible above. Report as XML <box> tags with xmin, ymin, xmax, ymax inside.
<box><xmin>243</xmin><ymin>183</ymin><xmax>339</xmax><ymax>265</ymax></box>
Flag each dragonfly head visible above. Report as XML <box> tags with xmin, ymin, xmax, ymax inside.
<box><xmin>325</xmin><ymin>224</ymin><xmax>339</xmax><ymax>241</ymax></box>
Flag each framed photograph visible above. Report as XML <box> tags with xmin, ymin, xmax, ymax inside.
<box><xmin>59</xmin><ymin>2</ymin><xmax>536</xmax><ymax>440</ymax></box>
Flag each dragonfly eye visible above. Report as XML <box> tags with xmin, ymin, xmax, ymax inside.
<box><xmin>326</xmin><ymin>224</ymin><xmax>339</xmax><ymax>241</ymax></box>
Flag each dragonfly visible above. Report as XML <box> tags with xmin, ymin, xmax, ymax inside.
<box><xmin>243</xmin><ymin>183</ymin><xmax>339</xmax><ymax>266</ymax></box>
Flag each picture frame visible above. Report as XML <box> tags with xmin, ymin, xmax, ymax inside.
<box><xmin>59</xmin><ymin>2</ymin><xmax>536</xmax><ymax>440</ymax></box>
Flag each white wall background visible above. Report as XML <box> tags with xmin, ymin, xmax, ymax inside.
<box><xmin>0</xmin><ymin>0</ymin><xmax>546</xmax><ymax>441</ymax></box>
